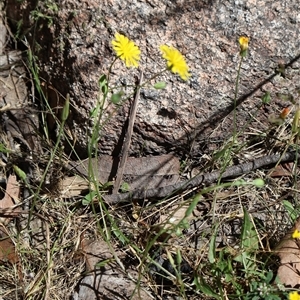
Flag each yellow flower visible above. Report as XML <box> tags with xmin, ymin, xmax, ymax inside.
<box><xmin>111</xmin><ymin>33</ymin><xmax>141</xmax><ymax>68</ymax></box>
<box><xmin>292</xmin><ymin>229</ymin><xmax>300</xmax><ymax>239</ymax></box>
<box><xmin>160</xmin><ymin>45</ymin><xmax>190</xmax><ymax>81</ymax></box>
<box><xmin>239</xmin><ymin>36</ymin><xmax>249</xmax><ymax>51</ymax></box>
<box><xmin>238</xmin><ymin>36</ymin><xmax>249</xmax><ymax>57</ymax></box>
<box><xmin>289</xmin><ymin>291</ymin><xmax>300</xmax><ymax>300</ymax></box>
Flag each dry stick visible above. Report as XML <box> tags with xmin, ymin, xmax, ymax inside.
<box><xmin>104</xmin><ymin>151</ymin><xmax>297</xmax><ymax>204</ymax></box>
<box><xmin>112</xmin><ymin>70</ymin><xmax>143</xmax><ymax>194</ymax></box>
<box><xmin>45</xmin><ymin>222</ymin><xmax>51</xmax><ymax>300</ymax></box>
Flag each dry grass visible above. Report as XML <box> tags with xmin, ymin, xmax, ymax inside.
<box><xmin>0</xmin><ymin>110</ymin><xmax>298</xmax><ymax>299</ymax></box>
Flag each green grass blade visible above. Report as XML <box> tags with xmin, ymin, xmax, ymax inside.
<box><xmin>240</xmin><ymin>207</ymin><xmax>258</xmax><ymax>251</ymax></box>
<box><xmin>209</xmin><ymin>225</ymin><xmax>218</xmax><ymax>264</ymax></box>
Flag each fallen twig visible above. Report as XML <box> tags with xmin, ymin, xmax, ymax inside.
<box><xmin>112</xmin><ymin>70</ymin><xmax>143</xmax><ymax>194</ymax></box>
<box><xmin>103</xmin><ymin>151</ymin><xmax>297</xmax><ymax>204</ymax></box>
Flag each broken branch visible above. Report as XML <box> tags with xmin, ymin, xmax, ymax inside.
<box><xmin>103</xmin><ymin>151</ymin><xmax>297</xmax><ymax>204</ymax></box>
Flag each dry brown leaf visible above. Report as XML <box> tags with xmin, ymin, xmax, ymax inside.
<box><xmin>154</xmin><ymin>203</ymin><xmax>195</xmax><ymax>240</ymax></box>
<box><xmin>80</xmin><ymin>238</ymin><xmax>114</xmax><ymax>272</ymax></box>
<box><xmin>68</xmin><ymin>154</ymin><xmax>180</xmax><ymax>191</ymax></box>
<box><xmin>64</xmin><ymin>155</ymin><xmax>180</xmax><ymax>199</ymax></box>
<box><xmin>269</xmin><ymin>162</ymin><xmax>294</xmax><ymax>178</ymax></box>
<box><xmin>275</xmin><ymin>218</ymin><xmax>300</xmax><ymax>287</ymax></box>
<box><xmin>0</xmin><ymin>174</ymin><xmax>20</xmax><ymax>224</ymax></box>
<box><xmin>60</xmin><ymin>175</ymin><xmax>89</xmax><ymax>198</ymax></box>
<box><xmin>0</xmin><ymin>224</ymin><xmax>18</xmax><ymax>264</ymax></box>
<box><xmin>0</xmin><ymin>174</ymin><xmax>20</xmax><ymax>207</ymax></box>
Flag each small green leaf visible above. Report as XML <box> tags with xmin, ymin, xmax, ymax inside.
<box><xmin>111</xmin><ymin>91</ymin><xmax>124</xmax><ymax>104</ymax></box>
<box><xmin>111</xmin><ymin>222</ymin><xmax>128</xmax><ymax>244</ymax></box>
<box><xmin>61</xmin><ymin>93</ymin><xmax>70</xmax><ymax>121</ymax></box>
<box><xmin>154</xmin><ymin>81</ymin><xmax>167</xmax><ymax>89</ymax></box>
<box><xmin>235</xmin><ymin>207</ymin><xmax>259</xmax><ymax>274</ymax></box>
<box><xmin>282</xmin><ymin>200</ymin><xmax>299</xmax><ymax>222</ymax></box>
<box><xmin>120</xmin><ymin>182</ymin><xmax>130</xmax><ymax>193</ymax></box>
<box><xmin>0</xmin><ymin>143</ymin><xmax>10</xmax><ymax>154</ymax></box>
<box><xmin>95</xmin><ymin>259</ymin><xmax>111</xmax><ymax>268</ymax></box>
<box><xmin>251</xmin><ymin>178</ymin><xmax>265</xmax><ymax>188</ymax></box>
<box><xmin>292</xmin><ymin>108</ymin><xmax>300</xmax><ymax>133</ymax></box>
<box><xmin>224</xmin><ymin>272</ymin><xmax>233</xmax><ymax>282</ymax></box>
<box><xmin>82</xmin><ymin>191</ymin><xmax>96</xmax><ymax>206</ymax></box>
<box><xmin>261</xmin><ymin>91</ymin><xmax>271</xmax><ymax>105</ymax></box>
<box><xmin>90</xmin><ymin>106</ymin><xmax>99</xmax><ymax>118</ymax></box>
<box><xmin>102</xmin><ymin>181</ymin><xmax>114</xmax><ymax>189</ymax></box>
<box><xmin>13</xmin><ymin>165</ymin><xmax>26</xmax><ymax>181</ymax></box>
<box><xmin>176</xmin><ymin>248</ymin><xmax>182</xmax><ymax>266</ymax></box>
<box><xmin>194</xmin><ymin>276</ymin><xmax>221</xmax><ymax>299</ymax></box>
<box><xmin>265</xmin><ymin>270</ymin><xmax>274</xmax><ymax>284</ymax></box>
<box><xmin>99</xmin><ymin>74</ymin><xmax>108</xmax><ymax>95</ymax></box>
<box><xmin>240</xmin><ymin>207</ymin><xmax>258</xmax><ymax>251</ymax></box>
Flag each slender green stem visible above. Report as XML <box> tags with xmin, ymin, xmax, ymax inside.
<box><xmin>87</xmin><ymin>57</ymin><xmax>123</xmax><ymax>241</ymax></box>
<box><xmin>212</xmin><ymin>56</ymin><xmax>244</xmax><ymax>222</ymax></box>
<box><xmin>27</xmin><ymin>113</ymin><xmax>67</xmax><ymax>227</ymax></box>
<box><xmin>233</xmin><ymin>56</ymin><xmax>244</xmax><ymax>139</ymax></box>
<box><xmin>86</xmin><ymin>63</ymin><xmax>173</xmax><ymax>241</ymax></box>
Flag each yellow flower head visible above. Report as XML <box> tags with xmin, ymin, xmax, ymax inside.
<box><xmin>111</xmin><ymin>33</ymin><xmax>141</xmax><ymax>68</ymax></box>
<box><xmin>239</xmin><ymin>36</ymin><xmax>249</xmax><ymax>51</ymax></box>
<box><xmin>239</xmin><ymin>36</ymin><xmax>249</xmax><ymax>57</ymax></box>
<box><xmin>289</xmin><ymin>291</ymin><xmax>300</xmax><ymax>300</ymax></box>
<box><xmin>292</xmin><ymin>229</ymin><xmax>300</xmax><ymax>239</ymax></box>
<box><xmin>160</xmin><ymin>45</ymin><xmax>190</xmax><ymax>81</ymax></box>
